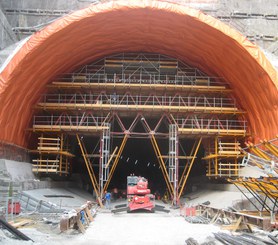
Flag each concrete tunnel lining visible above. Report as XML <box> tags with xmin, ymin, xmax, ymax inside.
<box><xmin>0</xmin><ymin>0</ymin><xmax>277</xmax><ymax>147</ymax></box>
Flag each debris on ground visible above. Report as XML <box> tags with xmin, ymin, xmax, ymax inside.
<box><xmin>60</xmin><ymin>201</ymin><xmax>97</xmax><ymax>233</ymax></box>
<box><xmin>0</xmin><ymin>216</ymin><xmax>33</xmax><ymax>241</ymax></box>
<box><xmin>184</xmin><ymin>216</ymin><xmax>210</xmax><ymax>224</ymax></box>
<box><xmin>213</xmin><ymin>232</ymin><xmax>277</xmax><ymax>245</ymax></box>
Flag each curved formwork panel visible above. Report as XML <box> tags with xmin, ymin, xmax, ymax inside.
<box><xmin>0</xmin><ymin>0</ymin><xmax>277</xmax><ymax>147</ymax></box>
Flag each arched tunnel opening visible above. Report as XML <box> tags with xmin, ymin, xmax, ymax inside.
<box><xmin>70</xmin><ymin>136</ymin><xmax>206</xmax><ymax>198</ymax></box>
<box><xmin>28</xmin><ymin>52</ymin><xmax>247</xmax><ymax>203</ymax></box>
<box><xmin>0</xmin><ymin>1</ymin><xmax>278</xmax><ymax>242</ymax></box>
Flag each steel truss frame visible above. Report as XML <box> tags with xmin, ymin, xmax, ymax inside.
<box><xmin>31</xmin><ymin>52</ymin><xmax>248</xmax><ymax>202</ymax></box>
<box><xmin>229</xmin><ymin>177</ymin><xmax>278</xmax><ymax>221</ymax></box>
<box><xmin>32</xmin><ymin>112</ymin><xmax>247</xmax><ymax>136</ymax></box>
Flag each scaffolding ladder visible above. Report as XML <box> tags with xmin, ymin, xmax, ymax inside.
<box><xmin>99</xmin><ymin>123</ymin><xmax>111</xmax><ymax>197</ymax></box>
<box><xmin>169</xmin><ymin>124</ymin><xmax>179</xmax><ymax>205</ymax></box>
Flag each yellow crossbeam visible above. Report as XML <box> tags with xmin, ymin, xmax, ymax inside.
<box><xmin>150</xmin><ymin>134</ymin><xmax>174</xmax><ymax>196</ymax></box>
<box><xmin>247</xmin><ymin>143</ymin><xmax>271</xmax><ymax>160</ymax></box>
<box><xmin>37</xmin><ymin>103</ymin><xmax>242</xmax><ymax>115</ymax></box>
<box><xmin>178</xmin><ymin>139</ymin><xmax>198</xmax><ymax>188</ymax></box>
<box><xmin>262</xmin><ymin>140</ymin><xmax>278</xmax><ymax>157</ymax></box>
<box><xmin>103</xmin><ymin>135</ymin><xmax>128</xmax><ymax>195</ymax></box>
<box><xmin>49</xmin><ymin>81</ymin><xmax>231</xmax><ymax>93</ymax></box>
<box><xmin>178</xmin><ymin>137</ymin><xmax>202</xmax><ymax>199</ymax></box>
<box><xmin>105</xmin><ymin>146</ymin><xmax>118</xmax><ymax>168</ymax></box>
<box><xmin>76</xmin><ymin>134</ymin><xmax>102</xmax><ymax>207</ymax></box>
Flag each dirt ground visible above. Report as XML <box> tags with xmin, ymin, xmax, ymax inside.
<box><xmin>1</xmin><ymin>208</ymin><xmax>222</xmax><ymax>245</ymax></box>
<box><xmin>0</xmin><ymin>188</ymin><xmax>270</xmax><ymax>245</ymax></box>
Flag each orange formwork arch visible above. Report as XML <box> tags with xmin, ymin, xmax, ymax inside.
<box><xmin>0</xmin><ymin>0</ymin><xmax>277</xmax><ymax>147</ymax></box>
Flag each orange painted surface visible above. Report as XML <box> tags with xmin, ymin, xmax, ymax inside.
<box><xmin>0</xmin><ymin>0</ymin><xmax>277</xmax><ymax>147</ymax></box>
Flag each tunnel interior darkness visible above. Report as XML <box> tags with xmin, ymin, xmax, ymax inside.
<box><xmin>70</xmin><ymin>134</ymin><xmax>206</xmax><ymax>195</ymax></box>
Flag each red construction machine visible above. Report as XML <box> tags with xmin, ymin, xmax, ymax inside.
<box><xmin>127</xmin><ymin>175</ymin><xmax>155</xmax><ymax>212</ymax></box>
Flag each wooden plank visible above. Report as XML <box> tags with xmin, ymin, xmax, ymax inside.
<box><xmin>219</xmin><ymin>146</ymin><xmax>240</xmax><ymax>150</ymax></box>
<box><xmin>10</xmin><ymin>220</ymin><xmax>32</xmax><ymax>228</ymax></box>
<box><xmin>219</xmin><ymin>142</ymin><xmax>240</xmax><ymax>145</ymax></box>
<box><xmin>32</xmin><ymin>168</ymin><xmax>58</xmax><ymax>172</ymax></box>
<box><xmin>85</xmin><ymin>207</ymin><xmax>94</xmax><ymax>222</ymax></box>
<box><xmin>76</xmin><ymin>217</ymin><xmax>85</xmax><ymax>234</ymax></box>
<box><xmin>32</xmin><ymin>164</ymin><xmax>59</xmax><ymax>167</ymax></box>
<box><xmin>37</xmin><ymin>147</ymin><xmax>60</xmax><ymax>151</ymax></box>
<box><xmin>219</xmin><ymin>151</ymin><xmax>241</xmax><ymax>155</ymax></box>
<box><xmin>0</xmin><ymin>218</ymin><xmax>32</xmax><ymax>241</ymax></box>
<box><xmin>219</xmin><ymin>164</ymin><xmax>241</xmax><ymax>166</ymax></box>
<box><xmin>32</xmin><ymin>159</ymin><xmax>59</xmax><ymax>162</ymax></box>
<box><xmin>29</xmin><ymin>150</ymin><xmax>75</xmax><ymax>157</ymax></box>
<box><xmin>38</xmin><ymin>137</ymin><xmax>60</xmax><ymax>141</ymax></box>
<box><xmin>206</xmin><ymin>174</ymin><xmax>239</xmax><ymax>177</ymax></box>
<box><xmin>38</xmin><ymin>142</ymin><xmax>60</xmax><ymax>146</ymax></box>
<box><xmin>159</xmin><ymin>65</ymin><xmax>177</xmax><ymax>69</ymax></box>
<box><xmin>218</xmin><ymin>168</ymin><xmax>241</xmax><ymax>171</ymax></box>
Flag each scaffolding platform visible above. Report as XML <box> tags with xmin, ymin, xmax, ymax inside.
<box><xmin>31</xmin><ymin>124</ymin><xmax>109</xmax><ymax>133</ymax></box>
<box><xmin>31</xmin><ymin>135</ymin><xmax>74</xmax><ymax>175</ymax></box>
<box><xmin>48</xmin><ymin>81</ymin><xmax>232</xmax><ymax>94</ymax></box>
<box><xmin>30</xmin><ymin>52</ymin><xmax>248</xmax><ymax>199</ymax></box>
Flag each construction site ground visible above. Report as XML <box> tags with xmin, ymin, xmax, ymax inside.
<box><xmin>0</xmin><ymin>187</ymin><xmax>276</xmax><ymax>244</ymax></box>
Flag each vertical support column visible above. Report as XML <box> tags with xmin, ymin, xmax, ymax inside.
<box><xmin>208</xmin><ymin>142</ymin><xmax>211</xmax><ymax>177</ymax></box>
<box><xmin>214</xmin><ymin>137</ymin><xmax>218</xmax><ymax>176</ymax></box>
<box><xmin>99</xmin><ymin>123</ymin><xmax>110</xmax><ymax>198</ymax></box>
<box><xmin>169</xmin><ymin>124</ymin><xmax>179</xmax><ymax>206</ymax></box>
<box><xmin>59</xmin><ymin>134</ymin><xmax>63</xmax><ymax>176</ymax></box>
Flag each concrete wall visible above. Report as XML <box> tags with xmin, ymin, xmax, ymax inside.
<box><xmin>0</xmin><ymin>159</ymin><xmax>35</xmax><ymax>182</ymax></box>
<box><xmin>0</xmin><ymin>4</ymin><xmax>17</xmax><ymax>49</ymax></box>
<box><xmin>0</xmin><ymin>159</ymin><xmax>51</xmax><ymax>206</ymax></box>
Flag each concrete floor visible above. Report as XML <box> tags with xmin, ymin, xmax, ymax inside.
<box><xmin>22</xmin><ymin>188</ymin><xmax>94</xmax><ymax>210</ymax></box>
<box><xmin>2</xmin><ymin>209</ymin><xmax>221</xmax><ymax>245</ymax></box>
<box><xmin>0</xmin><ymin>187</ymin><xmax>254</xmax><ymax>244</ymax></box>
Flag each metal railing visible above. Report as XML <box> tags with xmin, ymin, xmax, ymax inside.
<box><xmin>33</xmin><ymin>115</ymin><xmax>246</xmax><ymax>133</ymax></box>
<box><xmin>56</xmin><ymin>72</ymin><xmax>227</xmax><ymax>87</ymax></box>
<box><xmin>40</xmin><ymin>93</ymin><xmax>237</xmax><ymax>109</ymax></box>
<box><xmin>33</xmin><ymin>115</ymin><xmax>106</xmax><ymax>127</ymax></box>
<box><xmin>175</xmin><ymin>118</ymin><xmax>247</xmax><ymax>132</ymax></box>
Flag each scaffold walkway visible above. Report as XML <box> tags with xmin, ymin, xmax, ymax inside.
<box><xmin>49</xmin><ymin>81</ymin><xmax>232</xmax><ymax>94</ymax></box>
<box><xmin>31</xmin><ymin>114</ymin><xmax>247</xmax><ymax>136</ymax></box>
<box><xmin>36</xmin><ymin>93</ymin><xmax>242</xmax><ymax>115</ymax></box>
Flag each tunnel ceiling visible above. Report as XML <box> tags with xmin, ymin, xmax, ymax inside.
<box><xmin>0</xmin><ymin>0</ymin><xmax>277</xmax><ymax>147</ymax></box>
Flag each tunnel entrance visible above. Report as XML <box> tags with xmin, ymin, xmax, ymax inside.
<box><xmin>29</xmin><ymin>53</ymin><xmax>247</xmax><ymax>204</ymax></box>
<box><xmin>110</xmin><ymin>138</ymin><xmax>165</xmax><ymax>194</ymax></box>
<box><xmin>71</xmin><ymin>132</ymin><xmax>206</xmax><ymax>204</ymax></box>
<box><xmin>109</xmin><ymin>138</ymin><xmax>206</xmax><ymax>194</ymax></box>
